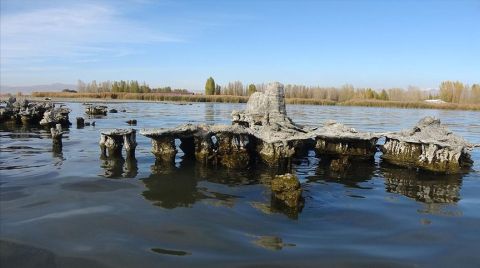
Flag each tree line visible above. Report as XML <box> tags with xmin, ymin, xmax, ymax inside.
<box><xmin>77</xmin><ymin>80</ymin><xmax>190</xmax><ymax>94</ymax></box>
<box><xmin>204</xmin><ymin>77</ymin><xmax>479</xmax><ymax>104</ymax></box>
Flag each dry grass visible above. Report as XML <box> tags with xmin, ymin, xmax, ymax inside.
<box><xmin>30</xmin><ymin>92</ymin><xmax>480</xmax><ymax>111</ymax></box>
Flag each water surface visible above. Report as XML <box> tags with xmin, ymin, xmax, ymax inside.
<box><xmin>1</xmin><ymin>102</ymin><xmax>479</xmax><ymax>267</ymax></box>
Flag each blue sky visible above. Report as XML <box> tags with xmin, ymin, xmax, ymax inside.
<box><xmin>1</xmin><ymin>0</ymin><xmax>479</xmax><ymax>91</ymax></box>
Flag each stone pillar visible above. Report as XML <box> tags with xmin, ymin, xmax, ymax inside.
<box><xmin>123</xmin><ymin>129</ymin><xmax>137</xmax><ymax>158</ymax></box>
<box><xmin>216</xmin><ymin>133</ymin><xmax>251</xmax><ymax>168</ymax></box>
<box><xmin>194</xmin><ymin>134</ymin><xmax>217</xmax><ymax>165</ymax></box>
<box><xmin>264</xmin><ymin>82</ymin><xmax>287</xmax><ymax>120</ymax></box>
<box><xmin>151</xmin><ymin>136</ymin><xmax>176</xmax><ymax>163</ymax></box>
<box><xmin>102</xmin><ymin>135</ymin><xmax>124</xmax><ymax>157</ymax></box>
<box><xmin>99</xmin><ymin>134</ymin><xmax>107</xmax><ymax>157</ymax></box>
<box><xmin>76</xmin><ymin>117</ymin><xmax>85</xmax><ymax>128</ymax></box>
<box><xmin>51</xmin><ymin>124</ymin><xmax>63</xmax><ymax>151</ymax></box>
<box><xmin>257</xmin><ymin>141</ymin><xmax>296</xmax><ymax>167</ymax></box>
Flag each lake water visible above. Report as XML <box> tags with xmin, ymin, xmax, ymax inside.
<box><xmin>1</xmin><ymin>102</ymin><xmax>479</xmax><ymax>268</ymax></box>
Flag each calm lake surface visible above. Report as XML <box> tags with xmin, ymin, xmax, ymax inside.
<box><xmin>1</xmin><ymin>102</ymin><xmax>479</xmax><ymax>268</ymax></box>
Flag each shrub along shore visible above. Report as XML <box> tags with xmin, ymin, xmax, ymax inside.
<box><xmin>28</xmin><ymin>92</ymin><xmax>480</xmax><ymax>111</ymax></box>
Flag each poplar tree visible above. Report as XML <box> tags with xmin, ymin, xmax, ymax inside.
<box><xmin>205</xmin><ymin>77</ymin><xmax>215</xmax><ymax>95</ymax></box>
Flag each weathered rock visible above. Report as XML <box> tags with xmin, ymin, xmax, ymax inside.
<box><xmin>232</xmin><ymin>82</ymin><xmax>298</xmax><ymax>129</ymax></box>
<box><xmin>142</xmin><ymin>124</ymin><xmax>254</xmax><ymax>168</ymax></box>
<box><xmin>151</xmin><ymin>135</ymin><xmax>177</xmax><ymax>163</ymax></box>
<box><xmin>141</xmin><ymin>82</ymin><xmax>476</xmax><ymax>173</ymax></box>
<box><xmin>270</xmin><ymin>173</ymin><xmax>303</xmax><ymax>208</ymax></box>
<box><xmin>99</xmin><ymin>129</ymin><xmax>136</xmax><ymax>158</ymax></box>
<box><xmin>76</xmin><ymin>117</ymin><xmax>85</xmax><ymax>128</ymax></box>
<box><xmin>314</xmin><ymin>120</ymin><xmax>379</xmax><ymax>159</ymax></box>
<box><xmin>231</xmin><ymin>82</ymin><xmax>314</xmax><ymax>165</ymax></box>
<box><xmin>382</xmin><ymin>117</ymin><xmax>473</xmax><ymax>173</ymax></box>
<box><xmin>126</xmin><ymin>119</ymin><xmax>137</xmax><ymax>125</ymax></box>
<box><xmin>109</xmin><ymin>108</ymin><xmax>118</xmax><ymax>113</ymax></box>
<box><xmin>40</xmin><ymin>106</ymin><xmax>71</xmax><ymax>127</ymax></box>
<box><xmin>0</xmin><ymin>99</ymin><xmax>71</xmax><ymax>127</ymax></box>
<box><xmin>85</xmin><ymin>105</ymin><xmax>107</xmax><ymax>116</ymax></box>
<box><xmin>50</xmin><ymin>124</ymin><xmax>63</xmax><ymax>151</ymax></box>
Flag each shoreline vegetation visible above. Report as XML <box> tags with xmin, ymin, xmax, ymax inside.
<box><xmin>24</xmin><ymin>92</ymin><xmax>480</xmax><ymax>111</ymax></box>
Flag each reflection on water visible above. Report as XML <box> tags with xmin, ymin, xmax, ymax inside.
<box><xmin>251</xmin><ymin>235</ymin><xmax>295</xmax><ymax>250</ymax></box>
<box><xmin>142</xmin><ymin>161</ymin><xmax>240</xmax><ymax>209</ymax></box>
<box><xmin>306</xmin><ymin>156</ymin><xmax>377</xmax><ymax>189</ymax></box>
<box><xmin>382</xmin><ymin>162</ymin><xmax>462</xmax><ymax>204</ymax></box>
<box><xmin>204</xmin><ymin>103</ymin><xmax>215</xmax><ymax>123</ymax></box>
<box><xmin>99</xmin><ymin>155</ymin><xmax>138</xmax><ymax>178</ymax></box>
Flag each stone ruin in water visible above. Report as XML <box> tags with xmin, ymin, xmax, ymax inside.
<box><xmin>0</xmin><ymin>97</ymin><xmax>71</xmax><ymax>127</ymax></box>
<box><xmin>139</xmin><ymin>82</ymin><xmax>476</xmax><ymax>174</ymax></box>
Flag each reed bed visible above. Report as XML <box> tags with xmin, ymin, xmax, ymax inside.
<box><xmin>30</xmin><ymin>92</ymin><xmax>480</xmax><ymax>111</ymax></box>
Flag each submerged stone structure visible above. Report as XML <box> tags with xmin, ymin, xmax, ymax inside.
<box><xmin>382</xmin><ymin>117</ymin><xmax>474</xmax><ymax>173</ymax></box>
<box><xmin>139</xmin><ymin>82</ymin><xmax>475</xmax><ymax>174</ymax></box>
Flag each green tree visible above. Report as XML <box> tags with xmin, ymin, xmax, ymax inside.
<box><xmin>248</xmin><ymin>84</ymin><xmax>257</xmax><ymax>95</ymax></box>
<box><xmin>365</xmin><ymin>88</ymin><xmax>375</xmax><ymax>99</ymax></box>
<box><xmin>379</xmin><ymin>89</ymin><xmax>389</xmax><ymax>100</ymax></box>
<box><xmin>439</xmin><ymin>81</ymin><xmax>454</xmax><ymax>102</ymax></box>
<box><xmin>205</xmin><ymin>77</ymin><xmax>215</xmax><ymax>95</ymax></box>
<box><xmin>215</xmin><ymin>85</ymin><xmax>221</xmax><ymax>95</ymax></box>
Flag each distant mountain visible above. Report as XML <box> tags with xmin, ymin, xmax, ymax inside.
<box><xmin>0</xmin><ymin>83</ymin><xmax>77</xmax><ymax>94</ymax></box>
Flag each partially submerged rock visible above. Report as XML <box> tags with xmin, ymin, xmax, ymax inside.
<box><xmin>141</xmin><ymin>124</ymin><xmax>255</xmax><ymax>168</ymax></box>
<box><xmin>39</xmin><ymin>105</ymin><xmax>71</xmax><ymax>127</ymax></box>
<box><xmin>99</xmin><ymin>129</ymin><xmax>137</xmax><ymax>158</ymax></box>
<box><xmin>76</xmin><ymin>117</ymin><xmax>85</xmax><ymax>128</ymax></box>
<box><xmin>314</xmin><ymin>120</ymin><xmax>379</xmax><ymax>159</ymax></box>
<box><xmin>0</xmin><ymin>98</ymin><xmax>71</xmax><ymax>127</ymax></box>
<box><xmin>382</xmin><ymin>117</ymin><xmax>474</xmax><ymax>173</ymax></box>
<box><xmin>140</xmin><ymin>82</ymin><xmax>475</xmax><ymax>173</ymax></box>
<box><xmin>270</xmin><ymin>173</ymin><xmax>303</xmax><ymax>208</ymax></box>
<box><xmin>126</xmin><ymin>119</ymin><xmax>137</xmax><ymax>125</ymax></box>
<box><xmin>86</xmin><ymin>105</ymin><xmax>107</xmax><ymax>116</ymax></box>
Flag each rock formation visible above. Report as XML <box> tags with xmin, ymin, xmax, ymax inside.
<box><xmin>0</xmin><ymin>98</ymin><xmax>71</xmax><ymax>127</ymax></box>
<box><xmin>85</xmin><ymin>105</ymin><xmax>107</xmax><ymax>116</ymax></box>
<box><xmin>382</xmin><ymin>117</ymin><xmax>474</xmax><ymax>173</ymax></box>
<box><xmin>99</xmin><ymin>129</ymin><xmax>137</xmax><ymax>158</ymax></box>
<box><xmin>270</xmin><ymin>173</ymin><xmax>303</xmax><ymax>208</ymax></box>
<box><xmin>39</xmin><ymin>105</ymin><xmax>71</xmax><ymax>127</ymax></box>
<box><xmin>314</xmin><ymin>120</ymin><xmax>379</xmax><ymax>159</ymax></box>
<box><xmin>140</xmin><ymin>82</ymin><xmax>475</xmax><ymax>174</ymax></box>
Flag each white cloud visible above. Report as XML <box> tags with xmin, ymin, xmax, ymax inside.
<box><xmin>0</xmin><ymin>3</ymin><xmax>181</xmax><ymax>62</ymax></box>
